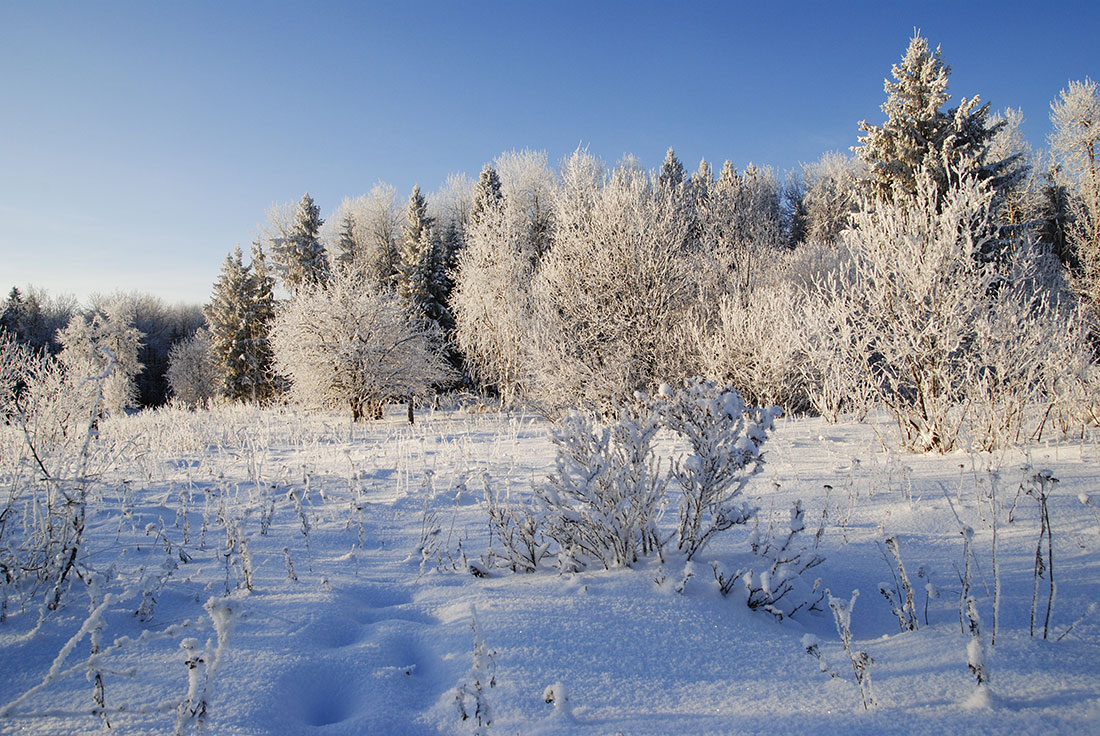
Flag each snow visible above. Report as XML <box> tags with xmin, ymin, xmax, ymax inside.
<box><xmin>3</xmin><ymin>405</ymin><xmax>1100</xmax><ymax>734</ymax></box>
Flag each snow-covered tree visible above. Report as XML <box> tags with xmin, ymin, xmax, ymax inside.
<box><xmin>204</xmin><ymin>246</ymin><xmax>275</xmax><ymax>403</ymax></box>
<box><xmin>814</xmin><ymin>166</ymin><xmax>1088</xmax><ymax>451</ymax></box>
<box><xmin>470</xmin><ymin>164</ymin><xmax>504</xmax><ymax>226</ymax></box>
<box><xmin>1050</xmin><ymin>78</ymin><xmax>1100</xmax><ymax>324</ymax></box>
<box><xmin>658</xmin><ymin>147</ymin><xmax>685</xmax><ymax>191</ymax></box>
<box><xmin>856</xmin><ymin>34</ymin><xmax>1021</xmax><ymax>207</ymax></box>
<box><xmin>495</xmin><ymin>149</ymin><xmax>555</xmax><ymax>260</ymax></box>
<box><xmin>395</xmin><ymin>186</ymin><xmax>441</xmax><ymax>323</ymax></box>
<box><xmin>0</xmin><ymin>286</ymin><xmax>74</xmax><ymax>354</ymax></box>
<box><xmin>529</xmin><ymin>156</ymin><xmax>698</xmax><ymax>409</ymax></box>
<box><xmin>789</xmin><ymin>152</ymin><xmax>864</xmax><ymax>246</ymax></box>
<box><xmin>248</xmin><ymin>240</ymin><xmax>278</xmax><ymax>400</ymax></box>
<box><xmin>166</xmin><ymin>328</ymin><xmax>218</xmax><ymax>408</ymax></box>
<box><xmin>271</xmin><ymin>269</ymin><xmax>452</xmax><ymax>420</ymax></box>
<box><xmin>57</xmin><ymin>303</ymin><xmax>144</xmax><ymax>416</ymax></box>
<box><xmin>270</xmin><ymin>193</ymin><xmax>330</xmax><ymax>293</ymax></box>
<box><xmin>450</xmin><ymin>178</ymin><xmax>536</xmax><ymax>403</ymax></box>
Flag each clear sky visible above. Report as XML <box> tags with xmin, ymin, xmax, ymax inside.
<box><xmin>1</xmin><ymin>0</ymin><xmax>1096</xmax><ymax>306</ymax></box>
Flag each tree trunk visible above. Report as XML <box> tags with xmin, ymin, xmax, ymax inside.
<box><xmin>407</xmin><ymin>393</ymin><xmax>414</xmax><ymax>424</ymax></box>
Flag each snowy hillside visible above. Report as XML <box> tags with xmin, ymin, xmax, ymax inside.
<box><xmin>2</xmin><ymin>404</ymin><xmax>1099</xmax><ymax>735</ymax></box>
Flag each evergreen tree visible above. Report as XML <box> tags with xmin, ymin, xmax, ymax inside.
<box><xmin>856</xmin><ymin>33</ymin><xmax>1020</xmax><ymax>206</ymax></box>
<box><xmin>396</xmin><ymin>186</ymin><xmax>436</xmax><ymax>319</ymax></box>
<box><xmin>273</xmin><ymin>193</ymin><xmax>330</xmax><ymax>293</ymax></box>
<box><xmin>658</xmin><ymin>147</ymin><xmax>685</xmax><ymax>191</ymax></box>
<box><xmin>470</xmin><ymin>165</ymin><xmax>504</xmax><ymax>226</ymax></box>
<box><xmin>248</xmin><ymin>239</ymin><xmax>278</xmax><ymax>400</ymax></box>
<box><xmin>205</xmin><ymin>247</ymin><xmax>262</xmax><ymax>402</ymax></box>
<box><xmin>334</xmin><ymin>210</ymin><xmax>359</xmax><ymax>273</ymax></box>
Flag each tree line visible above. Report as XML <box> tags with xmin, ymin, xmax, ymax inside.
<box><xmin>5</xmin><ymin>34</ymin><xmax>1098</xmax><ymax>450</ymax></box>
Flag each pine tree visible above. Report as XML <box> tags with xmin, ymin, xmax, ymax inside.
<box><xmin>334</xmin><ymin>210</ymin><xmax>359</xmax><ymax>273</ymax></box>
<box><xmin>248</xmin><ymin>240</ymin><xmax>278</xmax><ymax>400</ymax></box>
<box><xmin>273</xmin><ymin>193</ymin><xmax>330</xmax><ymax>293</ymax></box>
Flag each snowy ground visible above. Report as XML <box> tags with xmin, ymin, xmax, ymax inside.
<box><xmin>2</xmin><ymin>404</ymin><xmax>1100</xmax><ymax>735</ymax></box>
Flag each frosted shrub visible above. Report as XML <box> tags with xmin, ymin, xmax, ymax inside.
<box><xmin>484</xmin><ymin>474</ymin><xmax>548</xmax><ymax>573</ymax></box>
<box><xmin>712</xmin><ymin>500</ymin><xmax>825</xmax><ymax>620</ymax></box>
<box><xmin>0</xmin><ymin>335</ymin><xmax>109</xmax><ymax>609</ymax></box>
<box><xmin>817</xmin><ymin>166</ymin><xmax>1092</xmax><ymax>452</ymax></box>
<box><xmin>657</xmin><ymin>378</ymin><xmax>778</xmax><ymax>559</ymax></box>
<box><xmin>535</xmin><ymin>399</ymin><xmax>666</xmax><ymax>570</ymax></box>
<box><xmin>694</xmin><ymin>285</ymin><xmax>812</xmax><ymax>415</ymax></box>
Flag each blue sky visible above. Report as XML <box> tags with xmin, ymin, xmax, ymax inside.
<box><xmin>1</xmin><ymin>1</ymin><xmax>1096</xmax><ymax>305</ymax></box>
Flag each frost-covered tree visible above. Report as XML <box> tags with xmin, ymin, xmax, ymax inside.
<box><xmin>813</xmin><ymin>166</ymin><xmax>1089</xmax><ymax>451</ymax></box>
<box><xmin>658</xmin><ymin>147</ymin><xmax>685</xmax><ymax>191</ymax></box>
<box><xmin>327</xmin><ymin>186</ymin><xmax>402</xmax><ymax>290</ymax></box>
<box><xmin>271</xmin><ymin>269</ymin><xmax>452</xmax><ymax>420</ymax></box>
<box><xmin>1050</xmin><ymin>78</ymin><xmax>1100</xmax><ymax>323</ymax></box>
<box><xmin>248</xmin><ymin>240</ymin><xmax>278</xmax><ymax>400</ymax></box>
<box><xmin>395</xmin><ymin>185</ymin><xmax>442</xmax><ymax>324</ymax></box>
<box><xmin>166</xmin><ymin>328</ymin><xmax>218</xmax><ymax>408</ymax></box>
<box><xmin>333</xmin><ymin>210</ymin><xmax>360</xmax><ymax>273</ymax></box>
<box><xmin>789</xmin><ymin>152</ymin><xmax>864</xmax><ymax>246</ymax></box>
<box><xmin>0</xmin><ymin>286</ymin><xmax>74</xmax><ymax>354</ymax></box>
<box><xmin>470</xmin><ymin>165</ymin><xmax>504</xmax><ymax>226</ymax></box>
<box><xmin>856</xmin><ymin>33</ymin><xmax>1021</xmax><ymax>207</ymax></box>
<box><xmin>529</xmin><ymin>156</ymin><xmax>699</xmax><ymax>409</ymax></box>
<box><xmin>270</xmin><ymin>193</ymin><xmax>330</xmax><ymax>293</ymax></box>
<box><xmin>57</xmin><ymin>303</ymin><xmax>144</xmax><ymax>416</ymax></box>
<box><xmin>204</xmin><ymin>246</ymin><xmax>275</xmax><ymax>403</ymax></box>
<box><xmin>451</xmin><ymin>176</ymin><xmax>536</xmax><ymax>403</ymax></box>
<box><xmin>495</xmin><ymin>149</ymin><xmax>555</xmax><ymax>261</ymax></box>
<box><xmin>86</xmin><ymin>292</ymin><xmax>205</xmax><ymax>407</ymax></box>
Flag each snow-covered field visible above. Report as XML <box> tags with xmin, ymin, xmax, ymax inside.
<box><xmin>3</xmin><ymin>405</ymin><xmax>1100</xmax><ymax>735</ymax></box>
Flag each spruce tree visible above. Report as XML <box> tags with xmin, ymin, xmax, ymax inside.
<box><xmin>856</xmin><ymin>33</ymin><xmax>1019</xmax><ymax>206</ymax></box>
<box><xmin>334</xmin><ymin>211</ymin><xmax>359</xmax><ymax>273</ymax></box>
<box><xmin>470</xmin><ymin>165</ymin><xmax>504</xmax><ymax>226</ymax></box>
<box><xmin>273</xmin><ymin>193</ymin><xmax>330</xmax><ymax>293</ymax></box>
<box><xmin>205</xmin><ymin>247</ymin><xmax>258</xmax><ymax>402</ymax></box>
<box><xmin>397</xmin><ymin>186</ymin><xmax>436</xmax><ymax>317</ymax></box>
<box><xmin>658</xmin><ymin>147</ymin><xmax>685</xmax><ymax>191</ymax></box>
<box><xmin>248</xmin><ymin>240</ymin><xmax>278</xmax><ymax>401</ymax></box>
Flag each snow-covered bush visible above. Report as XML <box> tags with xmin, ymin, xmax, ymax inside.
<box><xmin>527</xmin><ymin>155</ymin><xmax>699</xmax><ymax>410</ymax></box>
<box><xmin>712</xmin><ymin>500</ymin><xmax>825</xmax><ymax>620</ymax></box>
<box><xmin>271</xmin><ymin>269</ymin><xmax>453</xmax><ymax>420</ymax></box>
<box><xmin>657</xmin><ymin>378</ymin><xmax>778</xmax><ymax>559</ymax></box>
<box><xmin>484</xmin><ymin>474</ymin><xmax>548</xmax><ymax>573</ymax></box>
<box><xmin>693</xmin><ymin>285</ymin><xmax>813</xmax><ymax>415</ymax></box>
<box><xmin>814</xmin><ymin>166</ymin><xmax>1092</xmax><ymax>452</ymax></box>
<box><xmin>0</xmin><ymin>333</ymin><xmax>110</xmax><ymax>609</ymax></box>
<box><xmin>535</xmin><ymin>399</ymin><xmax>667</xmax><ymax>570</ymax></box>
<box><xmin>166</xmin><ymin>328</ymin><xmax>219</xmax><ymax>409</ymax></box>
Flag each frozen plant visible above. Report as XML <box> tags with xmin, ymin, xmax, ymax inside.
<box><xmin>657</xmin><ymin>378</ymin><xmax>779</xmax><ymax>560</ymax></box>
<box><xmin>878</xmin><ymin>536</ymin><xmax>919</xmax><ymax>631</ymax></box>
<box><xmin>484</xmin><ymin>474</ymin><xmax>549</xmax><ymax>573</ymax></box>
<box><xmin>535</xmin><ymin>399</ymin><xmax>666</xmax><ymax>570</ymax></box>
<box><xmin>455</xmin><ymin>607</ymin><xmax>496</xmax><ymax>733</ymax></box>
<box><xmin>828</xmin><ymin>589</ymin><xmax>876</xmax><ymax>710</ymax></box>
<box><xmin>1023</xmin><ymin>469</ymin><xmax>1058</xmax><ymax>639</ymax></box>
<box><xmin>965</xmin><ymin>595</ymin><xmax>988</xmax><ymax>692</ymax></box>
<box><xmin>712</xmin><ymin>500</ymin><xmax>825</xmax><ymax>620</ymax></box>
